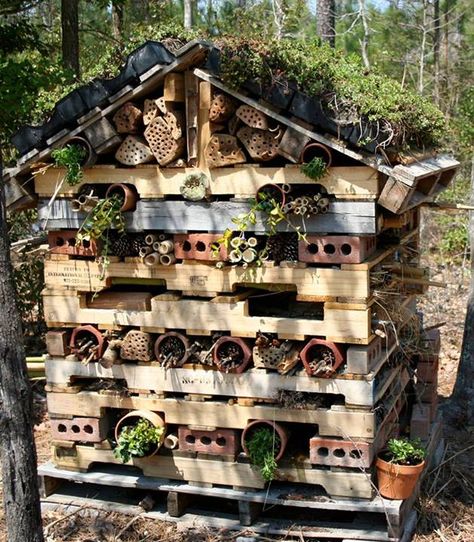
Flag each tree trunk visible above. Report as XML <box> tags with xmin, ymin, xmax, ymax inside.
<box><xmin>316</xmin><ymin>0</ymin><xmax>335</xmax><ymax>47</ymax></box>
<box><xmin>61</xmin><ymin>0</ymin><xmax>80</xmax><ymax>78</ymax></box>
<box><xmin>184</xmin><ymin>0</ymin><xmax>193</xmax><ymax>29</ymax></box>
<box><xmin>358</xmin><ymin>0</ymin><xmax>370</xmax><ymax>69</ymax></box>
<box><xmin>0</xmin><ymin>164</ymin><xmax>44</xmax><ymax>541</ymax></box>
<box><xmin>453</xmin><ymin>155</ymin><xmax>474</xmax><ymax>420</ymax></box>
<box><xmin>433</xmin><ymin>0</ymin><xmax>441</xmax><ymax>104</ymax></box>
<box><xmin>112</xmin><ymin>0</ymin><xmax>124</xmax><ymax>43</ymax></box>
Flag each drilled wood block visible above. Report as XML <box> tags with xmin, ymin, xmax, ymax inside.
<box><xmin>46</xmin><ymin>330</ymin><xmax>70</xmax><ymax>357</ymax></box>
<box><xmin>112</xmin><ymin>102</ymin><xmax>143</xmax><ymax>133</ymax></box>
<box><xmin>309</xmin><ymin>437</ymin><xmax>372</xmax><ymax>468</ymax></box>
<box><xmin>237</xmin><ymin>126</ymin><xmax>280</xmax><ymax>162</ymax></box>
<box><xmin>178</xmin><ymin>427</ymin><xmax>239</xmax><ymax>456</ymax></box>
<box><xmin>299</xmin><ymin>235</ymin><xmax>377</xmax><ymax>264</ymax></box>
<box><xmin>173</xmin><ymin>233</ymin><xmax>228</xmax><ymax>261</ymax></box>
<box><xmin>236</xmin><ymin>105</ymin><xmax>268</xmax><ymax>130</ymax></box>
<box><xmin>120</xmin><ymin>330</ymin><xmax>153</xmax><ymax>362</ymax></box>
<box><xmin>205</xmin><ymin>134</ymin><xmax>246</xmax><ymax>168</ymax></box>
<box><xmin>50</xmin><ymin>417</ymin><xmax>108</xmax><ymax>443</ymax></box>
<box><xmin>115</xmin><ymin>135</ymin><xmax>154</xmax><ymax>165</ymax></box>
<box><xmin>48</xmin><ymin>230</ymin><xmax>98</xmax><ymax>257</ymax></box>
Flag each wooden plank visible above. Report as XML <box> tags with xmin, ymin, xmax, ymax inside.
<box><xmin>184</xmin><ymin>71</ymin><xmax>199</xmax><ymax>166</ymax></box>
<box><xmin>164</xmin><ymin>73</ymin><xmax>185</xmax><ymax>102</ymax></box>
<box><xmin>38</xmin><ymin>199</ymin><xmax>380</xmax><ymax>235</ymax></box>
<box><xmin>42</xmin><ymin>290</ymin><xmax>373</xmax><ymax>342</ymax></box>
<box><xmin>51</xmin><ymin>445</ymin><xmax>374</xmax><ymax>497</ymax></box>
<box><xmin>46</xmin><ymin>391</ymin><xmax>377</xmax><ymax>438</ymax></box>
<box><xmin>46</xmin><ymin>358</ymin><xmax>385</xmax><ymax>407</ymax></box>
<box><xmin>198</xmin><ymin>80</ymin><xmax>212</xmax><ymax>169</ymax></box>
<box><xmin>34</xmin><ymin>165</ymin><xmax>380</xmax><ymax>200</ymax></box>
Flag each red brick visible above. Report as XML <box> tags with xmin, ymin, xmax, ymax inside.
<box><xmin>48</xmin><ymin>230</ymin><xmax>98</xmax><ymax>257</ymax></box>
<box><xmin>416</xmin><ymin>381</ymin><xmax>438</xmax><ymax>404</ymax></box>
<box><xmin>178</xmin><ymin>427</ymin><xmax>239</xmax><ymax>456</ymax></box>
<box><xmin>51</xmin><ymin>417</ymin><xmax>108</xmax><ymax>443</ymax></box>
<box><xmin>174</xmin><ymin>234</ymin><xmax>228</xmax><ymax>261</ymax></box>
<box><xmin>410</xmin><ymin>404</ymin><xmax>431</xmax><ymax>441</ymax></box>
<box><xmin>417</xmin><ymin>357</ymin><xmax>439</xmax><ymax>383</ymax></box>
<box><xmin>298</xmin><ymin>235</ymin><xmax>376</xmax><ymax>264</ymax></box>
<box><xmin>309</xmin><ymin>437</ymin><xmax>372</xmax><ymax>468</ymax></box>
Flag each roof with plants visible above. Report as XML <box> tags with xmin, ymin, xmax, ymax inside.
<box><xmin>4</xmin><ymin>37</ymin><xmax>457</xmax><ymax>209</ymax></box>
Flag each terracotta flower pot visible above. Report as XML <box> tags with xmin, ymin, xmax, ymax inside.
<box><xmin>241</xmin><ymin>420</ymin><xmax>289</xmax><ymax>461</ymax></box>
<box><xmin>212</xmin><ymin>336</ymin><xmax>252</xmax><ymax>374</ymax></box>
<box><xmin>115</xmin><ymin>409</ymin><xmax>166</xmax><ymax>458</ymax></box>
<box><xmin>299</xmin><ymin>338</ymin><xmax>345</xmax><ymax>377</ymax></box>
<box><xmin>376</xmin><ymin>455</ymin><xmax>425</xmax><ymax>500</ymax></box>
<box><xmin>154</xmin><ymin>332</ymin><xmax>190</xmax><ymax>366</ymax></box>
<box><xmin>300</xmin><ymin>142</ymin><xmax>333</xmax><ymax>168</ymax></box>
<box><xmin>70</xmin><ymin>325</ymin><xmax>106</xmax><ymax>362</ymax></box>
<box><xmin>105</xmin><ymin>183</ymin><xmax>137</xmax><ymax>212</ymax></box>
<box><xmin>256</xmin><ymin>183</ymin><xmax>286</xmax><ymax>207</ymax></box>
<box><xmin>64</xmin><ymin>136</ymin><xmax>97</xmax><ymax>168</ymax></box>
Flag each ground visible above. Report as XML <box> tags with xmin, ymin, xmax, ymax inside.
<box><xmin>0</xmin><ymin>208</ymin><xmax>473</xmax><ymax>542</ymax></box>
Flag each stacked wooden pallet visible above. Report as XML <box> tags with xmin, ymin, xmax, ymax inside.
<box><xmin>18</xmin><ymin>52</ymin><xmax>451</xmax><ymax>540</ymax></box>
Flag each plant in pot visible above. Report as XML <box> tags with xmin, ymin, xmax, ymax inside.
<box><xmin>114</xmin><ymin>411</ymin><xmax>165</xmax><ymax>463</ymax></box>
<box><xmin>376</xmin><ymin>437</ymin><xmax>426</xmax><ymax>500</ymax></box>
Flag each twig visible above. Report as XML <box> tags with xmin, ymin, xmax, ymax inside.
<box><xmin>428</xmin><ymin>443</ymin><xmax>474</xmax><ymax>475</ymax></box>
<box><xmin>44</xmin><ymin>504</ymin><xmax>92</xmax><ymax>535</ymax></box>
<box><xmin>114</xmin><ymin>513</ymin><xmax>143</xmax><ymax>540</ymax></box>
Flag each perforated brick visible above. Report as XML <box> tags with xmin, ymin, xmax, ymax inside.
<box><xmin>174</xmin><ymin>233</ymin><xmax>228</xmax><ymax>261</ymax></box>
<box><xmin>48</xmin><ymin>230</ymin><xmax>98</xmax><ymax>257</ymax></box>
<box><xmin>346</xmin><ymin>338</ymin><xmax>383</xmax><ymax>375</ymax></box>
<box><xmin>178</xmin><ymin>427</ymin><xmax>239</xmax><ymax>456</ymax></box>
<box><xmin>309</xmin><ymin>437</ymin><xmax>372</xmax><ymax>468</ymax></box>
<box><xmin>298</xmin><ymin>235</ymin><xmax>377</xmax><ymax>264</ymax></box>
<box><xmin>120</xmin><ymin>330</ymin><xmax>153</xmax><ymax>362</ymax></box>
<box><xmin>51</xmin><ymin>417</ymin><xmax>108</xmax><ymax>443</ymax></box>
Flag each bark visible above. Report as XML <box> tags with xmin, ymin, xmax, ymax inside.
<box><xmin>61</xmin><ymin>0</ymin><xmax>79</xmax><ymax>78</ymax></box>
<box><xmin>0</xmin><ymin>163</ymin><xmax>44</xmax><ymax>541</ymax></box>
<box><xmin>358</xmin><ymin>0</ymin><xmax>370</xmax><ymax>69</ymax></box>
<box><xmin>433</xmin><ymin>0</ymin><xmax>441</xmax><ymax>104</ymax></box>
<box><xmin>184</xmin><ymin>0</ymin><xmax>193</xmax><ymax>28</ymax></box>
<box><xmin>418</xmin><ymin>0</ymin><xmax>428</xmax><ymax>94</ymax></box>
<box><xmin>112</xmin><ymin>0</ymin><xmax>124</xmax><ymax>43</ymax></box>
<box><xmin>453</xmin><ymin>155</ymin><xmax>474</xmax><ymax>420</ymax></box>
<box><xmin>272</xmin><ymin>0</ymin><xmax>285</xmax><ymax>39</ymax></box>
<box><xmin>316</xmin><ymin>0</ymin><xmax>335</xmax><ymax>47</ymax></box>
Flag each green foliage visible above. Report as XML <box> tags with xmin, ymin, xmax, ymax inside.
<box><xmin>246</xmin><ymin>427</ymin><xmax>281</xmax><ymax>482</ymax></box>
<box><xmin>114</xmin><ymin>418</ymin><xmax>164</xmax><ymax>463</ymax></box>
<box><xmin>51</xmin><ymin>144</ymin><xmax>86</xmax><ymax>185</ymax></box>
<box><xmin>386</xmin><ymin>438</ymin><xmax>426</xmax><ymax>466</ymax></box>
<box><xmin>300</xmin><ymin>157</ymin><xmax>328</xmax><ymax>180</ymax></box>
<box><xmin>217</xmin><ymin>37</ymin><xmax>445</xmax><ymax>149</ymax></box>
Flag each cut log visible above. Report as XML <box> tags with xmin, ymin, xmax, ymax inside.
<box><xmin>205</xmin><ymin>134</ymin><xmax>247</xmax><ymax>168</ymax></box>
<box><xmin>144</xmin><ymin>117</ymin><xmax>185</xmax><ymax>166</ymax></box>
<box><xmin>236</xmin><ymin>105</ymin><xmax>269</xmax><ymax>130</ymax></box>
<box><xmin>115</xmin><ymin>135</ymin><xmax>154</xmax><ymax>166</ymax></box>
<box><xmin>143</xmin><ymin>99</ymin><xmax>159</xmax><ymax>126</ymax></box>
<box><xmin>209</xmin><ymin>93</ymin><xmax>236</xmax><ymax>122</ymax></box>
<box><xmin>112</xmin><ymin>102</ymin><xmax>143</xmax><ymax>133</ymax></box>
<box><xmin>164</xmin><ymin>73</ymin><xmax>185</xmax><ymax>102</ymax></box>
<box><xmin>237</xmin><ymin>126</ymin><xmax>281</xmax><ymax>162</ymax></box>
<box><xmin>83</xmin><ymin>118</ymin><xmax>121</xmax><ymax>155</ymax></box>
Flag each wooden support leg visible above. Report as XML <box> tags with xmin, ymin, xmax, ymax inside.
<box><xmin>238</xmin><ymin>500</ymin><xmax>262</xmax><ymax>526</ymax></box>
<box><xmin>167</xmin><ymin>491</ymin><xmax>194</xmax><ymax>517</ymax></box>
<box><xmin>38</xmin><ymin>475</ymin><xmax>63</xmax><ymax>498</ymax></box>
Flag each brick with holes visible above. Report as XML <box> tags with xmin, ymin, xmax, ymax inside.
<box><xmin>298</xmin><ymin>235</ymin><xmax>377</xmax><ymax>264</ymax></box>
<box><xmin>48</xmin><ymin>230</ymin><xmax>98</xmax><ymax>257</ymax></box>
<box><xmin>174</xmin><ymin>233</ymin><xmax>228</xmax><ymax>261</ymax></box>
<box><xmin>178</xmin><ymin>427</ymin><xmax>240</xmax><ymax>456</ymax></box>
<box><xmin>346</xmin><ymin>338</ymin><xmax>383</xmax><ymax>375</ymax></box>
<box><xmin>50</xmin><ymin>417</ymin><xmax>109</xmax><ymax>443</ymax></box>
<box><xmin>309</xmin><ymin>437</ymin><xmax>372</xmax><ymax>468</ymax></box>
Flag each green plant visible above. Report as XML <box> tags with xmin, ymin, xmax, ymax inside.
<box><xmin>114</xmin><ymin>418</ymin><xmax>164</xmax><ymax>463</ymax></box>
<box><xmin>300</xmin><ymin>157</ymin><xmax>327</xmax><ymax>180</ymax></box>
<box><xmin>76</xmin><ymin>193</ymin><xmax>125</xmax><ymax>272</ymax></box>
<box><xmin>385</xmin><ymin>437</ymin><xmax>426</xmax><ymax>466</ymax></box>
<box><xmin>246</xmin><ymin>427</ymin><xmax>281</xmax><ymax>482</ymax></box>
<box><xmin>51</xmin><ymin>144</ymin><xmax>87</xmax><ymax>186</ymax></box>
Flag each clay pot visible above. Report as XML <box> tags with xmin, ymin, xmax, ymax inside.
<box><xmin>241</xmin><ymin>420</ymin><xmax>289</xmax><ymax>462</ymax></box>
<box><xmin>154</xmin><ymin>332</ymin><xmax>190</xmax><ymax>366</ymax></box>
<box><xmin>105</xmin><ymin>183</ymin><xmax>137</xmax><ymax>212</ymax></box>
<box><xmin>300</xmin><ymin>142</ymin><xmax>333</xmax><ymax>168</ymax></box>
<box><xmin>212</xmin><ymin>336</ymin><xmax>252</xmax><ymax>374</ymax></box>
<box><xmin>376</xmin><ymin>455</ymin><xmax>425</xmax><ymax>500</ymax></box>
<box><xmin>256</xmin><ymin>183</ymin><xmax>286</xmax><ymax>207</ymax></box>
<box><xmin>64</xmin><ymin>136</ymin><xmax>97</xmax><ymax>168</ymax></box>
<box><xmin>70</xmin><ymin>325</ymin><xmax>106</xmax><ymax>362</ymax></box>
<box><xmin>299</xmin><ymin>339</ymin><xmax>345</xmax><ymax>378</ymax></box>
<box><xmin>115</xmin><ymin>410</ymin><xmax>166</xmax><ymax>458</ymax></box>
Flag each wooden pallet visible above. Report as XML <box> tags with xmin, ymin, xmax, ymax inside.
<box><xmin>38</xmin><ymin>198</ymin><xmax>381</xmax><ymax>235</ymax></box>
<box><xmin>35</xmin><ymin>164</ymin><xmax>380</xmax><ymax>200</ymax></box>
<box><xmin>45</xmin><ymin>357</ymin><xmax>407</xmax><ymax>408</ymax></box>
<box><xmin>49</xmin><ymin>443</ymin><xmax>374</xmax><ymax>497</ymax></box>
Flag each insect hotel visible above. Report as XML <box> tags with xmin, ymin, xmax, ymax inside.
<box><xmin>5</xmin><ymin>39</ymin><xmax>459</xmax><ymax>541</ymax></box>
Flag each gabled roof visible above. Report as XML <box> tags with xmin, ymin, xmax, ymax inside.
<box><xmin>4</xmin><ymin>39</ymin><xmax>459</xmax><ymax>211</ymax></box>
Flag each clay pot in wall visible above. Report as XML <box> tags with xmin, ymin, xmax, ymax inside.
<box><xmin>114</xmin><ymin>409</ymin><xmax>166</xmax><ymax>458</ymax></box>
<box><xmin>105</xmin><ymin>183</ymin><xmax>137</xmax><ymax>212</ymax></box>
<box><xmin>154</xmin><ymin>332</ymin><xmax>190</xmax><ymax>367</ymax></box>
<box><xmin>300</xmin><ymin>142</ymin><xmax>333</xmax><ymax>168</ymax></box>
<box><xmin>212</xmin><ymin>336</ymin><xmax>252</xmax><ymax>374</ymax></box>
<box><xmin>299</xmin><ymin>338</ymin><xmax>345</xmax><ymax>378</ymax></box>
<box><xmin>70</xmin><ymin>325</ymin><xmax>106</xmax><ymax>362</ymax></box>
<box><xmin>241</xmin><ymin>420</ymin><xmax>289</xmax><ymax>462</ymax></box>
